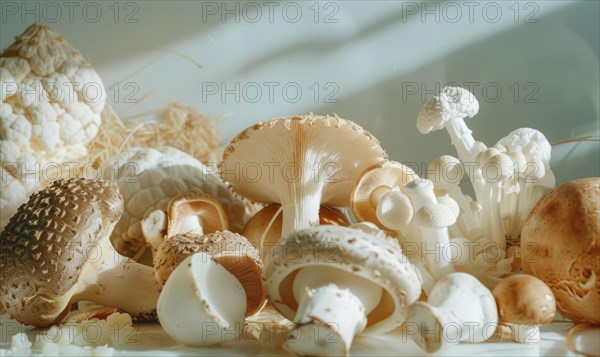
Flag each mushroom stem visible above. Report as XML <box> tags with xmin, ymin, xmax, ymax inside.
<box><xmin>287</xmin><ymin>266</ymin><xmax>383</xmax><ymax>356</ymax></box>
<box><xmin>281</xmin><ymin>195</ymin><xmax>321</xmax><ymax>238</ymax></box>
<box><xmin>445</xmin><ymin>117</ymin><xmax>479</xmax><ymax>165</ymax></box>
<box><xmin>404</xmin><ymin>179</ymin><xmax>455</xmax><ymax>281</ymax></box>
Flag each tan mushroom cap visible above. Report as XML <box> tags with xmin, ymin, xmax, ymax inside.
<box><xmin>242</xmin><ymin>204</ymin><xmax>350</xmax><ymax>261</ymax></box>
<box><xmin>167</xmin><ymin>192</ymin><xmax>229</xmax><ymax>237</ymax></box>
<box><xmin>492</xmin><ymin>274</ymin><xmax>556</xmax><ymax>325</ymax></box>
<box><xmin>221</xmin><ymin>114</ymin><xmax>387</xmax><ymax>207</ymax></box>
<box><xmin>351</xmin><ymin>161</ymin><xmax>418</xmax><ymax>232</ymax></box>
<box><xmin>264</xmin><ymin>225</ymin><xmax>422</xmax><ymax>335</ymax></box>
<box><xmin>0</xmin><ymin>178</ymin><xmax>123</xmax><ymax>327</ymax></box>
<box><xmin>154</xmin><ymin>231</ymin><xmax>265</xmax><ymax>316</ymax></box>
<box><xmin>521</xmin><ymin>177</ymin><xmax>600</xmax><ymax>324</ymax></box>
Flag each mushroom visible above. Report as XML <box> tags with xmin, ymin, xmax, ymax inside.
<box><xmin>492</xmin><ymin>274</ymin><xmax>556</xmax><ymax>343</ymax></box>
<box><xmin>100</xmin><ymin>146</ymin><xmax>248</xmax><ymax>262</ymax></box>
<box><xmin>521</xmin><ymin>177</ymin><xmax>599</xmax><ymax>325</ymax></box>
<box><xmin>242</xmin><ymin>203</ymin><xmax>349</xmax><ymax>261</ymax></box>
<box><xmin>220</xmin><ymin>114</ymin><xmax>386</xmax><ymax>239</ymax></box>
<box><xmin>405</xmin><ymin>272</ymin><xmax>498</xmax><ymax>353</ymax></box>
<box><xmin>351</xmin><ymin>160</ymin><xmax>418</xmax><ymax>233</ymax></box>
<box><xmin>265</xmin><ymin>225</ymin><xmax>421</xmax><ymax>356</ymax></box>
<box><xmin>157</xmin><ymin>252</ymin><xmax>247</xmax><ymax>346</ymax></box>
<box><xmin>403</xmin><ymin>179</ymin><xmax>458</xmax><ymax>281</ymax></box>
<box><xmin>417</xmin><ymin>86</ymin><xmax>485</xmax><ymax>166</ymax></box>
<box><xmin>0</xmin><ymin>178</ymin><xmax>161</xmax><ymax>327</ymax></box>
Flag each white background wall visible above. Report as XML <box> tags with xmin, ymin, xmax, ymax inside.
<box><xmin>1</xmin><ymin>0</ymin><xmax>598</xmax><ymax>185</ymax></box>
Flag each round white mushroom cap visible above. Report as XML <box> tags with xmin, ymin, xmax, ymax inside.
<box><xmin>417</xmin><ymin>86</ymin><xmax>479</xmax><ymax>134</ymax></box>
<box><xmin>264</xmin><ymin>225</ymin><xmax>422</xmax><ymax>335</ymax></box>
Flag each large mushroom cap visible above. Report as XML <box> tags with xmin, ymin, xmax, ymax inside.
<box><xmin>154</xmin><ymin>231</ymin><xmax>264</xmax><ymax>316</ymax></box>
<box><xmin>417</xmin><ymin>86</ymin><xmax>479</xmax><ymax>134</ymax></box>
<box><xmin>521</xmin><ymin>177</ymin><xmax>599</xmax><ymax>324</ymax></box>
<box><xmin>264</xmin><ymin>225</ymin><xmax>422</xmax><ymax>335</ymax></box>
<box><xmin>492</xmin><ymin>274</ymin><xmax>556</xmax><ymax>325</ymax></box>
<box><xmin>0</xmin><ymin>178</ymin><xmax>123</xmax><ymax>327</ymax></box>
<box><xmin>351</xmin><ymin>160</ymin><xmax>418</xmax><ymax>232</ymax></box>
<box><xmin>221</xmin><ymin>114</ymin><xmax>387</xmax><ymax>207</ymax></box>
<box><xmin>166</xmin><ymin>192</ymin><xmax>229</xmax><ymax>237</ymax></box>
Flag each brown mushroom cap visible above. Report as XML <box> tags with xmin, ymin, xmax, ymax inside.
<box><xmin>492</xmin><ymin>274</ymin><xmax>556</xmax><ymax>325</ymax></box>
<box><xmin>521</xmin><ymin>177</ymin><xmax>599</xmax><ymax>324</ymax></box>
<box><xmin>154</xmin><ymin>231</ymin><xmax>265</xmax><ymax>316</ymax></box>
<box><xmin>0</xmin><ymin>178</ymin><xmax>123</xmax><ymax>327</ymax></box>
<box><xmin>264</xmin><ymin>225</ymin><xmax>422</xmax><ymax>335</ymax></box>
<box><xmin>167</xmin><ymin>192</ymin><xmax>229</xmax><ymax>237</ymax></box>
<box><xmin>221</xmin><ymin>114</ymin><xmax>387</xmax><ymax>207</ymax></box>
<box><xmin>351</xmin><ymin>161</ymin><xmax>418</xmax><ymax>233</ymax></box>
<box><xmin>242</xmin><ymin>204</ymin><xmax>350</xmax><ymax>261</ymax></box>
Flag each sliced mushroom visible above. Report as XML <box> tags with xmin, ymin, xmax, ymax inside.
<box><xmin>406</xmin><ymin>272</ymin><xmax>498</xmax><ymax>353</ymax></box>
<box><xmin>242</xmin><ymin>203</ymin><xmax>349</xmax><ymax>260</ymax></box>
<box><xmin>492</xmin><ymin>274</ymin><xmax>556</xmax><ymax>343</ymax></box>
<box><xmin>351</xmin><ymin>160</ymin><xmax>418</xmax><ymax>233</ymax></box>
<box><xmin>265</xmin><ymin>225</ymin><xmax>421</xmax><ymax>356</ymax></box>
<box><xmin>221</xmin><ymin>114</ymin><xmax>386</xmax><ymax>239</ymax></box>
<box><xmin>0</xmin><ymin>178</ymin><xmax>161</xmax><ymax>327</ymax></box>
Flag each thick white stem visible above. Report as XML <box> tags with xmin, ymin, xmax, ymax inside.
<box><xmin>445</xmin><ymin>118</ymin><xmax>477</xmax><ymax>165</ymax></box>
<box><xmin>281</xmin><ymin>196</ymin><xmax>321</xmax><ymax>239</ymax></box>
<box><xmin>178</xmin><ymin>215</ymin><xmax>204</xmax><ymax>236</ymax></box>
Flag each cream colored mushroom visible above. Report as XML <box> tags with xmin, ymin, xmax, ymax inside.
<box><xmin>242</xmin><ymin>203</ymin><xmax>349</xmax><ymax>261</ymax></box>
<box><xmin>0</xmin><ymin>178</ymin><xmax>161</xmax><ymax>327</ymax></box>
<box><xmin>221</xmin><ymin>114</ymin><xmax>386</xmax><ymax>239</ymax></box>
<box><xmin>406</xmin><ymin>272</ymin><xmax>498</xmax><ymax>353</ymax></box>
<box><xmin>492</xmin><ymin>274</ymin><xmax>556</xmax><ymax>343</ymax></box>
<box><xmin>265</xmin><ymin>225</ymin><xmax>421</xmax><ymax>356</ymax></box>
<box><xmin>351</xmin><ymin>161</ymin><xmax>418</xmax><ymax>233</ymax></box>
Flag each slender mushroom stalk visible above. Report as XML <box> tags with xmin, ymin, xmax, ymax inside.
<box><xmin>221</xmin><ymin>114</ymin><xmax>386</xmax><ymax>240</ymax></box>
<box><xmin>492</xmin><ymin>274</ymin><xmax>556</xmax><ymax>343</ymax></box>
<box><xmin>406</xmin><ymin>272</ymin><xmax>498</xmax><ymax>353</ymax></box>
<box><xmin>403</xmin><ymin>179</ymin><xmax>458</xmax><ymax>281</ymax></box>
<box><xmin>0</xmin><ymin>178</ymin><xmax>161</xmax><ymax>327</ymax></box>
<box><xmin>265</xmin><ymin>225</ymin><xmax>421</xmax><ymax>357</ymax></box>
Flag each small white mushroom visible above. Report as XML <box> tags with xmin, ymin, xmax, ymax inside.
<box><xmin>157</xmin><ymin>252</ymin><xmax>247</xmax><ymax>346</ymax></box>
<box><xmin>375</xmin><ymin>187</ymin><xmax>413</xmax><ymax>232</ymax></box>
<box><xmin>264</xmin><ymin>225</ymin><xmax>421</xmax><ymax>356</ymax></box>
<box><xmin>406</xmin><ymin>272</ymin><xmax>498</xmax><ymax>352</ymax></box>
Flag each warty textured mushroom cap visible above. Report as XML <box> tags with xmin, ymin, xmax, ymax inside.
<box><xmin>100</xmin><ymin>146</ymin><xmax>247</xmax><ymax>260</ymax></box>
<box><xmin>220</xmin><ymin>114</ymin><xmax>387</xmax><ymax>208</ymax></box>
<box><xmin>154</xmin><ymin>231</ymin><xmax>265</xmax><ymax>316</ymax></box>
<box><xmin>521</xmin><ymin>177</ymin><xmax>599</xmax><ymax>324</ymax></box>
<box><xmin>351</xmin><ymin>160</ymin><xmax>418</xmax><ymax>233</ymax></box>
<box><xmin>0</xmin><ymin>178</ymin><xmax>122</xmax><ymax>327</ymax></box>
<box><xmin>417</xmin><ymin>86</ymin><xmax>479</xmax><ymax>134</ymax></box>
<box><xmin>492</xmin><ymin>274</ymin><xmax>556</xmax><ymax>325</ymax></box>
<box><xmin>264</xmin><ymin>225</ymin><xmax>422</xmax><ymax>335</ymax></box>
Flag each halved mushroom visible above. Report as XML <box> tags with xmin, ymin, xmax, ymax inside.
<box><xmin>264</xmin><ymin>225</ymin><xmax>421</xmax><ymax>356</ymax></box>
<box><xmin>0</xmin><ymin>178</ymin><xmax>161</xmax><ymax>327</ymax></box>
<box><xmin>351</xmin><ymin>160</ymin><xmax>418</xmax><ymax>233</ymax></box>
<box><xmin>242</xmin><ymin>204</ymin><xmax>350</xmax><ymax>261</ymax></box>
<box><xmin>406</xmin><ymin>272</ymin><xmax>498</xmax><ymax>353</ymax></box>
<box><xmin>221</xmin><ymin>114</ymin><xmax>386</xmax><ymax>239</ymax></box>
<box><xmin>492</xmin><ymin>274</ymin><xmax>556</xmax><ymax>343</ymax></box>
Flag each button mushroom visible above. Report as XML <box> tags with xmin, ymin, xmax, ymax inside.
<box><xmin>521</xmin><ymin>177</ymin><xmax>599</xmax><ymax>325</ymax></box>
<box><xmin>264</xmin><ymin>225</ymin><xmax>421</xmax><ymax>356</ymax></box>
<box><xmin>351</xmin><ymin>160</ymin><xmax>418</xmax><ymax>233</ymax></box>
<box><xmin>492</xmin><ymin>274</ymin><xmax>556</xmax><ymax>343</ymax></box>
<box><xmin>242</xmin><ymin>203</ymin><xmax>349</xmax><ymax>261</ymax></box>
<box><xmin>0</xmin><ymin>178</ymin><xmax>161</xmax><ymax>327</ymax></box>
<box><xmin>405</xmin><ymin>272</ymin><xmax>498</xmax><ymax>353</ymax></box>
<box><xmin>220</xmin><ymin>114</ymin><xmax>386</xmax><ymax>239</ymax></box>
